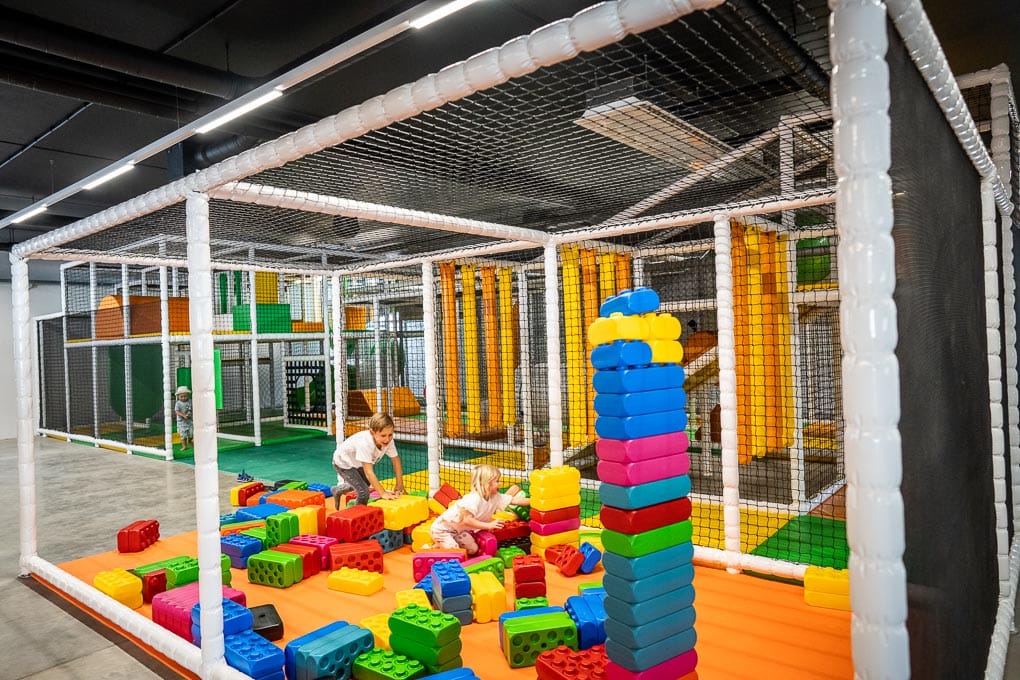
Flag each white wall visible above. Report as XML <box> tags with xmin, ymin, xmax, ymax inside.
<box><xmin>0</xmin><ymin>280</ymin><xmax>62</xmax><ymax>439</ymax></box>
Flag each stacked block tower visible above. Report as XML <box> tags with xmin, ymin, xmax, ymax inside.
<box><xmin>588</xmin><ymin>287</ymin><xmax>698</xmax><ymax>679</ymax></box>
<box><xmin>528</xmin><ymin>466</ymin><xmax>582</xmax><ymax>558</ymax></box>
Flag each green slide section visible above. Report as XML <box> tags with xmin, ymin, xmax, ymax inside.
<box><xmin>749</xmin><ymin>514</ymin><xmax>848</xmax><ymax>569</ymax></box>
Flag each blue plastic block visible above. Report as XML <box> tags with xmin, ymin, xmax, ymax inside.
<box><xmin>234</xmin><ymin>503</ymin><xmax>290</xmax><ymax>521</ymax></box>
<box><xmin>221</xmin><ymin>533</ymin><xmax>263</xmax><ymax>568</ymax></box>
<box><xmin>603</xmin><ymin>586</ymin><xmax>695</xmax><ymax>627</ymax></box>
<box><xmin>431</xmin><ymin>560</ymin><xmax>471</xmax><ymax>598</ymax></box>
<box><xmin>605</xmin><ymin>628</ymin><xmax>697</xmax><ymax>672</ymax></box>
<box><xmin>497</xmin><ymin>606</ymin><xmax>565</xmax><ymax>651</ymax></box>
<box><xmin>564</xmin><ymin>595</ymin><xmax>606</xmax><ymax>649</ymax></box>
<box><xmin>603</xmin><ymin>563</ymin><xmax>694</xmax><ymax>603</ymax></box>
<box><xmin>220</xmin><ymin>513</ymin><xmax>237</xmax><ymax>525</ymax></box>
<box><xmin>413</xmin><ymin>574</ymin><xmax>435</xmax><ymax>604</ymax></box>
<box><xmin>284</xmin><ymin>620</ymin><xmax>349</xmax><ymax>680</ymax></box>
<box><xmin>292</xmin><ymin>624</ymin><xmax>373</xmax><ymax>680</ymax></box>
<box><xmin>604</xmin><ymin>605</ymin><xmax>695</xmax><ymax>649</ymax></box>
<box><xmin>594</xmin><ymin>388</ymin><xmax>687</xmax><ymax>418</ymax></box>
<box><xmin>368</xmin><ymin>528</ymin><xmax>404</xmax><ymax>554</ymax></box>
<box><xmin>434</xmin><ymin>592</ymin><xmax>473</xmax><ymax>614</ymax></box>
<box><xmin>577</xmin><ymin>542</ymin><xmax>602</xmax><ymax>574</ymax></box>
<box><xmin>191</xmin><ymin>597</ymin><xmax>253</xmax><ymax>633</ymax></box>
<box><xmin>260</xmin><ymin>489</ymin><xmax>285</xmax><ymax>503</ymax></box>
<box><xmin>599</xmin><ymin>287</ymin><xmax>660</xmax><ymax>317</ymax></box>
<box><xmin>592</xmin><ymin>364</ymin><xmax>685</xmax><ymax>395</ymax></box>
<box><xmin>602</xmin><ymin>541</ymin><xmax>694</xmax><ymax>580</ymax></box>
<box><xmin>590</xmin><ymin>341</ymin><xmax>652</xmax><ymax>370</ymax></box>
<box><xmin>580</xmin><ymin>586</ymin><xmax>606</xmax><ymax>599</ymax></box>
<box><xmin>446</xmin><ymin>607</ymin><xmax>473</xmax><ymax>626</ymax></box>
<box><xmin>595</xmin><ymin>410</ymin><xmax>687</xmax><ymax>440</ymax></box>
<box><xmin>421</xmin><ymin>669</ymin><xmax>481</xmax><ymax>680</ymax></box>
<box><xmin>306</xmin><ymin>482</ymin><xmax>332</xmax><ymax>498</ymax></box>
<box><xmin>599</xmin><ymin>476</ymin><xmax>691</xmax><ymax>510</ymax></box>
<box><xmin>223</xmin><ymin>629</ymin><xmax>285</xmax><ymax>678</ymax></box>
<box><xmin>258</xmin><ymin>673</ymin><xmax>285</xmax><ymax>680</ymax></box>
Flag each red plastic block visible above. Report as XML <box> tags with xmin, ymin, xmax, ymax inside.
<box><xmin>543</xmin><ymin>544</ymin><xmax>571</xmax><ymax>565</ymax></box>
<box><xmin>117</xmin><ymin>519</ymin><xmax>160</xmax><ymax>553</ymax></box>
<box><xmin>328</xmin><ymin>539</ymin><xmax>384</xmax><ymax>572</ymax></box>
<box><xmin>599</xmin><ymin>497</ymin><xmax>692</xmax><ymax>535</ymax></box>
<box><xmin>512</xmin><ymin>554</ymin><xmax>546</xmax><ymax>583</ymax></box>
<box><xmin>236</xmin><ymin>482</ymin><xmax>265</xmax><ymax>507</ymax></box>
<box><xmin>530</xmin><ymin>506</ymin><xmax>581</xmax><ymax>524</ymax></box>
<box><xmin>537</xmin><ymin>644</ymin><xmax>607</xmax><ymax>680</ymax></box>
<box><xmin>514</xmin><ymin>580</ymin><xmax>548</xmax><ymax>599</ymax></box>
<box><xmin>491</xmin><ymin>520</ymin><xmax>531</xmax><ymax>542</ymax></box>
<box><xmin>326</xmin><ymin>504</ymin><xmax>385</xmax><ymax>541</ymax></box>
<box><xmin>554</xmin><ymin>544</ymin><xmax>585</xmax><ymax>577</ymax></box>
<box><xmin>432</xmin><ymin>482</ymin><xmax>462</xmax><ymax>508</ymax></box>
<box><xmin>141</xmin><ymin>569</ymin><xmax>166</xmax><ymax>603</ymax></box>
<box><xmin>272</xmin><ymin>542</ymin><xmax>321</xmax><ymax>579</ymax></box>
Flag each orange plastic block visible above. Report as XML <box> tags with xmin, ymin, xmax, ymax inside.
<box><xmin>372</xmin><ymin>495</ymin><xmax>430</xmax><ymax>531</ymax></box>
<box><xmin>432</xmin><ymin>483</ymin><xmax>462</xmax><ymax>508</ymax></box>
<box><xmin>360</xmin><ymin>612</ymin><xmax>392</xmax><ymax>650</ymax></box>
<box><xmin>469</xmin><ymin>571</ymin><xmax>507</xmax><ymax>623</ymax></box>
<box><xmin>246</xmin><ymin>491</ymin><xmax>270</xmax><ymax>506</ymax></box>
<box><xmin>94</xmin><ymin>568</ymin><xmax>143</xmax><ymax>609</ymax></box>
<box><xmin>220</xmin><ymin>520</ymin><xmax>266</xmax><ymax>536</ymax></box>
<box><xmin>327</xmin><ymin>567</ymin><xmax>384</xmax><ymax>595</ymax></box>
<box><xmin>268</xmin><ymin>489</ymin><xmax>325</xmax><ymax>510</ymax></box>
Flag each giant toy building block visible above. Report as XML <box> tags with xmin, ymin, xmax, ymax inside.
<box><xmin>93</xmin><ymin>568</ymin><xmax>143</xmax><ymax>609</ymax></box>
<box><xmin>589</xmin><ymin>287</ymin><xmax>698</xmax><ymax>679</ymax></box>
<box><xmin>326</xmin><ymin>504</ymin><xmax>385</xmax><ymax>541</ymax></box>
<box><xmin>117</xmin><ymin>519</ymin><xmax>160</xmax><ymax>553</ymax></box>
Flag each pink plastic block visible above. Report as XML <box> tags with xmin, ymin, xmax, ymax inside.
<box><xmin>151</xmin><ymin>583</ymin><xmax>246</xmax><ymax>642</ymax></box>
<box><xmin>474</xmin><ymin>530</ymin><xmax>498</xmax><ymax>555</ymax></box>
<box><xmin>412</xmin><ymin>552</ymin><xmax>465</xmax><ymax>581</ymax></box>
<box><xmin>595</xmin><ymin>432</ymin><xmax>687</xmax><ymax>463</ymax></box>
<box><xmin>597</xmin><ymin>453</ymin><xmax>690</xmax><ymax>486</ymax></box>
<box><xmin>605</xmin><ymin>649</ymin><xmax>697</xmax><ymax>680</ymax></box>
<box><xmin>290</xmin><ymin>534</ymin><xmax>337</xmax><ymax>569</ymax></box>
<box><xmin>529</xmin><ymin>517</ymin><xmax>582</xmax><ymax>536</ymax></box>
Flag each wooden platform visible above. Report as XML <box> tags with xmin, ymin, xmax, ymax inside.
<box><xmin>55</xmin><ymin>530</ymin><xmax>852</xmax><ymax>679</ymax></box>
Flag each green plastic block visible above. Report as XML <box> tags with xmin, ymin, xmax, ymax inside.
<box><xmin>280</xmin><ymin>481</ymin><xmax>308</xmax><ymax>490</ymax></box>
<box><xmin>239</xmin><ymin>527</ymin><xmax>267</xmax><ymax>546</ymax></box>
<box><xmin>423</xmin><ymin>656</ymin><xmax>463</xmax><ymax>675</ymax></box>
<box><xmin>463</xmin><ymin>556</ymin><xmax>504</xmax><ymax>584</ymax></box>
<box><xmin>502</xmin><ymin>612</ymin><xmax>578</xmax><ymax>668</ymax></box>
<box><xmin>247</xmin><ymin>550</ymin><xmax>303</xmax><ymax>588</ymax></box>
<box><xmin>130</xmin><ymin>556</ymin><xmax>186</xmax><ymax>577</ymax></box>
<box><xmin>165</xmin><ymin>557</ymin><xmax>199</xmax><ymax>588</ymax></box>
<box><xmin>390</xmin><ymin>632</ymin><xmax>462</xmax><ymax>666</ymax></box>
<box><xmin>515</xmin><ymin>596</ymin><xmax>549</xmax><ymax>611</ymax></box>
<box><xmin>577</xmin><ymin>582</ymin><xmax>602</xmax><ymax>594</ymax></box>
<box><xmin>352</xmin><ymin>648</ymin><xmax>426</xmax><ymax>680</ymax></box>
<box><xmin>600</xmin><ymin>520</ymin><xmax>693</xmax><ymax>558</ymax></box>
<box><xmin>496</xmin><ymin>546</ymin><xmax>526</xmax><ymax>568</ymax></box>
<box><xmin>511</xmin><ymin>505</ymin><xmax>530</xmax><ymax>522</ymax></box>
<box><xmin>266</xmin><ymin>512</ymin><xmax>300</xmax><ymax>547</ymax></box>
<box><xmin>388</xmin><ymin>604</ymin><xmax>460</xmax><ymax>648</ymax></box>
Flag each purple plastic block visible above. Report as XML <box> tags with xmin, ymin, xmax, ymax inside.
<box><xmin>605</xmin><ymin>649</ymin><xmax>697</xmax><ymax>680</ymax></box>
<box><xmin>598</xmin><ymin>453</ymin><xmax>690</xmax><ymax>486</ymax></box>
<box><xmin>528</xmin><ymin>517</ymin><xmax>582</xmax><ymax>536</ymax></box>
<box><xmin>596</xmin><ymin>432</ymin><xmax>688</xmax><ymax>463</ymax></box>
<box><xmin>289</xmin><ymin>534</ymin><xmax>336</xmax><ymax>569</ymax></box>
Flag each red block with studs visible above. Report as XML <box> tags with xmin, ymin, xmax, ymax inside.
<box><xmin>236</xmin><ymin>482</ymin><xmax>265</xmax><ymax>507</ymax></box>
<box><xmin>272</xmin><ymin>542</ymin><xmax>321</xmax><ymax>579</ymax></box>
<box><xmin>492</xmin><ymin>520</ymin><xmax>531</xmax><ymax>542</ymax></box>
<box><xmin>327</xmin><ymin>539</ymin><xmax>384</xmax><ymax>572</ymax></box>
<box><xmin>141</xmin><ymin>569</ymin><xmax>167</xmax><ymax>603</ymax></box>
<box><xmin>432</xmin><ymin>483</ymin><xmax>462</xmax><ymax>509</ymax></box>
<box><xmin>326</xmin><ymin>505</ymin><xmax>385</xmax><ymax>541</ymax></box>
<box><xmin>537</xmin><ymin>644</ymin><xmax>607</xmax><ymax>680</ymax></box>
<box><xmin>512</xmin><ymin>554</ymin><xmax>546</xmax><ymax>583</ymax></box>
<box><xmin>554</xmin><ymin>544</ymin><xmax>585</xmax><ymax>577</ymax></box>
<box><xmin>117</xmin><ymin>519</ymin><xmax>160</xmax><ymax>553</ymax></box>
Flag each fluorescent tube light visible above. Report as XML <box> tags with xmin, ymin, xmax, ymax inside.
<box><xmin>11</xmin><ymin>204</ymin><xmax>48</xmax><ymax>224</ymax></box>
<box><xmin>409</xmin><ymin>0</ymin><xmax>481</xmax><ymax>29</ymax></box>
<box><xmin>82</xmin><ymin>162</ymin><xmax>136</xmax><ymax>191</ymax></box>
<box><xmin>196</xmin><ymin>90</ymin><xmax>284</xmax><ymax>134</ymax></box>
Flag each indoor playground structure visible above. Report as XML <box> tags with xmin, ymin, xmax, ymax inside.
<box><xmin>11</xmin><ymin>0</ymin><xmax>1020</xmax><ymax>678</ymax></box>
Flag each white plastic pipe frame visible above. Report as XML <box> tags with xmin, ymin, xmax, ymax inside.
<box><xmin>830</xmin><ymin>0</ymin><xmax>910</xmax><ymax>678</ymax></box>
<box><xmin>544</xmin><ymin>243</ymin><xmax>564</xmax><ymax>465</ymax></box>
<box><xmin>422</xmin><ymin>262</ymin><xmax>442</xmax><ymax>493</ymax></box>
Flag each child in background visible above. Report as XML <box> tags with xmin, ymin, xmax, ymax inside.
<box><xmin>331</xmin><ymin>412</ymin><xmax>405</xmax><ymax>509</ymax></box>
<box><xmin>430</xmin><ymin>463</ymin><xmax>530</xmax><ymax>556</ymax></box>
<box><xmin>174</xmin><ymin>385</ymin><xmax>193</xmax><ymax>451</ymax></box>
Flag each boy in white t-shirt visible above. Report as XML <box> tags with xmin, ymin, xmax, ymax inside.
<box><xmin>331</xmin><ymin>412</ymin><xmax>405</xmax><ymax>508</ymax></box>
<box><xmin>430</xmin><ymin>463</ymin><xmax>530</xmax><ymax>556</ymax></box>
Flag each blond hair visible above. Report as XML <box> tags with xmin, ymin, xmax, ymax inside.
<box><xmin>368</xmin><ymin>412</ymin><xmax>394</xmax><ymax>432</ymax></box>
<box><xmin>470</xmin><ymin>464</ymin><xmax>500</xmax><ymax>500</ymax></box>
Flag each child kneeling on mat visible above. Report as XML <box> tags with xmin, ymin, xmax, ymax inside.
<box><xmin>331</xmin><ymin>412</ymin><xmax>405</xmax><ymax>509</ymax></box>
<box><xmin>430</xmin><ymin>463</ymin><xmax>529</xmax><ymax>556</ymax></box>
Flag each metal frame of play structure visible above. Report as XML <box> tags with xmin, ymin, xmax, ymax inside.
<box><xmin>11</xmin><ymin>1</ymin><xmax>1020</xmax><ymax>678</ymax></box>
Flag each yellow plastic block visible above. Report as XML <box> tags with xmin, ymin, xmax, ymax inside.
<box><xmin>396</xmin><ymin>589</ymin><xmax>432</xmax><ymax>609</ymax></box>
<box><xmin>587</xmin><ymin>312</ymin><xmax>651</xmax><ymax>346</ymax></box>
<box><xmin>289</xmin><ymin>505</ymin><xmax>320</xmax><ymax>536</ymax></box>
<box><xmin>360</xmin><ymin>612</ymin><xmax>392</xmax><ymax>650</ymax></box>
<box><xmin>93</xmin><ymin>568</ymin><xmax>143</xmax><ymax>609</ymax></box>
<box><xmin>411</xmin><ymin>519</ymin><xmax>435</xmax><ymax>551</ymax></box>
<box><xmin>804</xmin><ymin>590</ymin><xmax>850</xmax><ymax>611</ymax></box>
<box><xmin>493</xmin><ymin>510</ymin><xmax>517</xmax><ymax>522</ymax></box>
<box><xmin>530</xmin><ymin>467</ymin><xmax>581</xmax><ymax>492</ymax></box>
<box><xmin>327</xmin><ymin>567</ymin><xmax>384</xmax><ymax>596</ymax></box>
<box><xmin>469</xmin><ymin>571</ymin><xmax>507</xmax><ymax>623</ymax></box>
<box><xmin>646</xmin><ymin>312</ymin><xmax>681</xmax><ymax>340</ymax></box>
<box><xmin>530</xmin><ymin>493</ymin><xmax>582</xmax><ymax>512</ymax></box>
<box><xmin>530</xmin><ymin>530</ymin><xmax>580</xmax><ymax>549</ymax></box>
<box><xmin>373</xmin><ymin>495</ymin><xmax>430</xmax><ymax>531</ymax></box>
<box><xmin>804</xmin><ymin>566</ymin><xmax>850</xmax><ymax>595</ymax></box>
<box><xmin>428</xmin><ymin>498</ymin><xmax>447</xmax><ymax>516</ymax></box>
<box><xmin>649</xmin><ymin>339</ymin><xmax>683</xmax><ymax>364</ymax></box>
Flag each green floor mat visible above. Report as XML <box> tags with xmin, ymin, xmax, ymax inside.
<box><xmin>749</xmin><ymin>515</ymin><xmax>849</xmax><ymax>569</ymax></box>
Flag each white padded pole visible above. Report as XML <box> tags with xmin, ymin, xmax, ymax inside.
<box><xmin>121</xmin><ymin>264</ymin><xmax>134</xmax><ymax>446</ymax></box>
<box><xmin>332</xmin><ymin>275</ymin><xmax>346</xmax><ymax>448</ymax></box>
<box><xmin>13</xmin><ymin>255</ymin><xmax>37</xmax><ymax>575</ymax></box>
<box><xmin>713</xmin><ymin>214</ymin><xmax>741</xmax><ymax>574</ymax></box>
<box><xmin>544</xmin><ymin>244</ymin><xmax>564</xmax><ymax>466</ymax></box>
<box><xmin>517</xmin><ymin>267</ymin><xmax>536</xmax><ymax>471</ymax></box>
<box><xmin>90</xmin><ymin>262</ymin><xmax>99</xmax><ymax>441</ymax></box>
<box><xmin>373</xmin><ymin>298</ymin><xmax>383</xmax><ymax>414</ymax></box>
<box><xmin>160</xmin><ymin>265</ymin><xmax>173</xmax><ymax>459</ymax></box>
<box><xmin>831</xmin><ymin>0</ymin><xmax>910</xmax><ymax>677</ymax></box>
<box><xmin>422</xmin><ymin>262</ymin><xmax>442</xmax><ymax>493</ymax></box>
<box><xmin>60</xmin><ymin>266</ymin><xmax>71</xmax><ymax>434</ymax></box>
<box><xmin>184</xmin><ymin>192</ymin><xmax>227</xmax><ymax>674</ymax></box>
<box><xmin>321</xmin><ymin>269</ymin><xmax>334</xmax><ymax>438</ymax></box>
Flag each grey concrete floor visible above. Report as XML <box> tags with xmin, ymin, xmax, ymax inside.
<box><xmin>2</xmin><ymin>435</ymin><xmax>1020</xmax><ymax>678</ymax></box>
<box><xmin>0</xmin><ymin>436</ymin><xmax>235</xmax><ymax>679</ymax></box>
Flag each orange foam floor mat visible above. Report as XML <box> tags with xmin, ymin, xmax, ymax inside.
<box><xmin>58</xmin><ymin>532</ymin><xmax>851</xmax><ymax>679</ymax></box>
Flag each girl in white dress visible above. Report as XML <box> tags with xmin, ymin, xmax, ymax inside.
<box><xmin>430</xmin><ymin>463</ymin><xmax>530</xmax><ymax>556</ymax></box>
